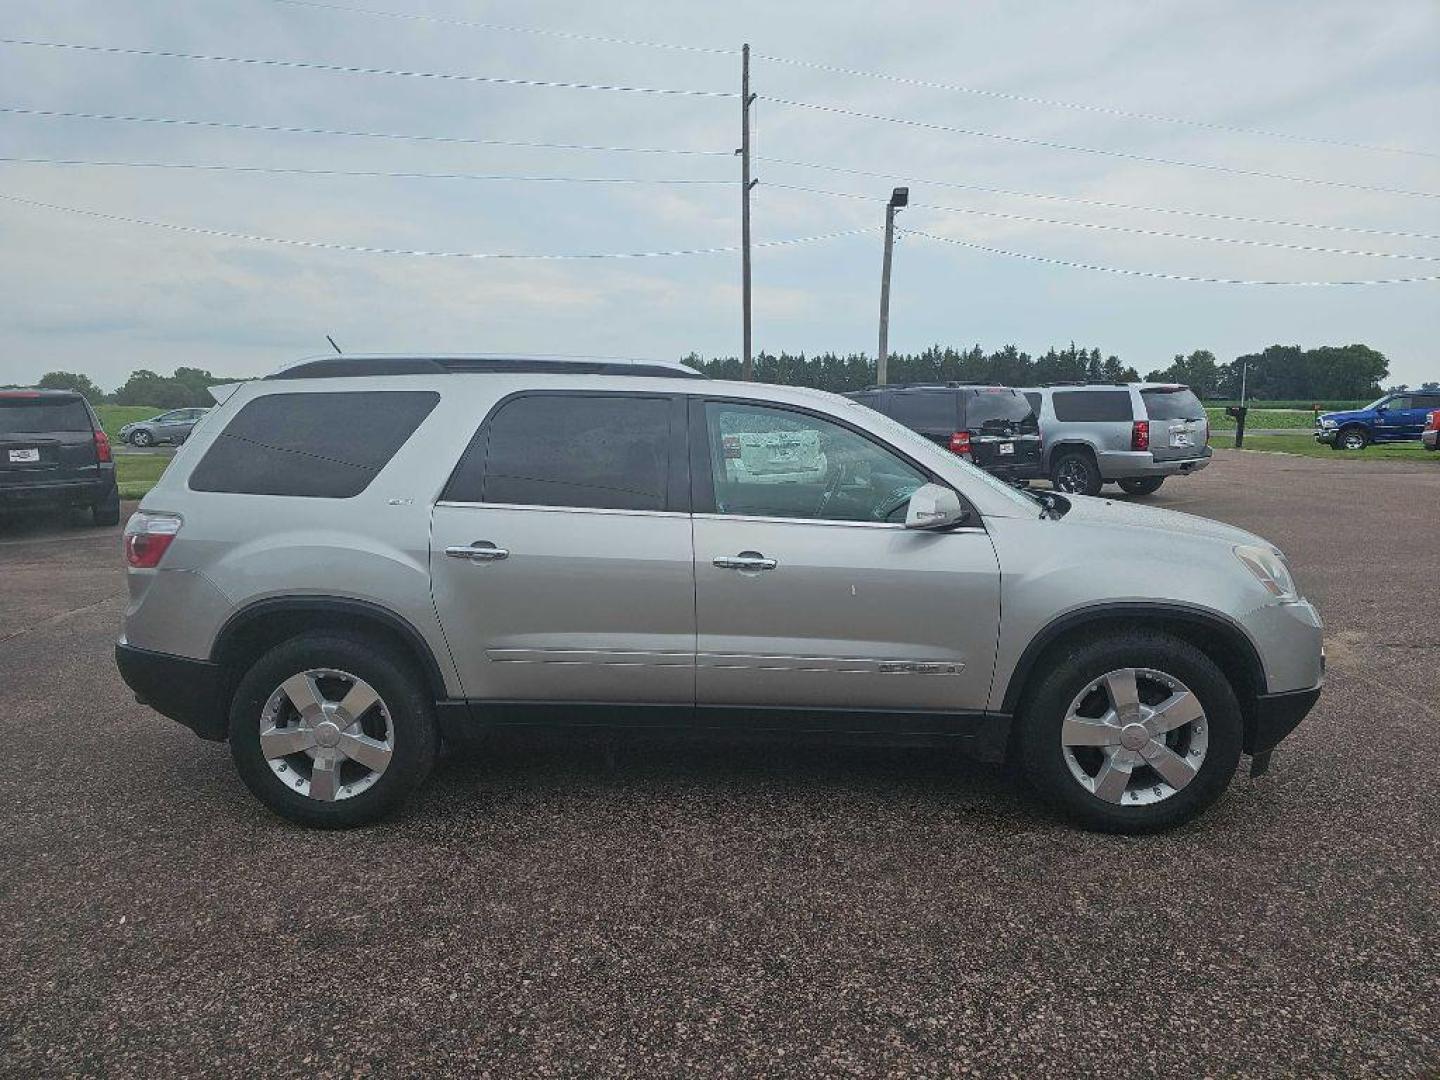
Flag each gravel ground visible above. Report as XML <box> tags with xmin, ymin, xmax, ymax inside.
<box><xmin>1</xmin><ymin>451</ymin><xmax>1437</xmax><ymax>1078</ymax></box>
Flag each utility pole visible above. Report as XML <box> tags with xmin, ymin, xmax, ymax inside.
<box><xmin>875</xmin><ymin>187</ymin><xmax>908</xmax><ymax>386</ymax></box>
<box><xmin>740</xmin><ymin>43</ymin><xmax>755</xmax><ymax>380</ymax></box>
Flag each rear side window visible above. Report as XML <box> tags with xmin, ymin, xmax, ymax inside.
<box><xmin>1415</xmin><ymin>393</ymin><xmax>1440</xmax><ymax>410</ymax></box>
<box><xmin>189</xmin><ymin>391</ymin><xmax>438</xmax><ymax>498</ymax></box>
<box><xmin>444</xmin><ymin>393</ymin><xmax>672</xmax><ymax>511</ymax></box>
<box><xmin>1141</xmin><ymin>387</ymin><xmax>1204</xmax><ymax>421</ymax></box>
<box><xmin>888</xmin><ymin>390</ymin><xmax>958</xmax><ymax>432</ymax></box>
<box><xmin>1052</xmin><ymin>390</ymin><xmax>1133</xmax><ymax>423</ymax></box>
<box><xmin>0</xmin><ymin>398</ymin><xmax>92</xmax><ymax>434</ymax></box>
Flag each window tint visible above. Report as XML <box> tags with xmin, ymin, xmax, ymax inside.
<box><xmin>704</xmin><ymin>402</ymin><xmax>926</xmax><ymax>523</ymax></box>
<box><xmin>445</xmin><ymin>394</ymin><xmax>672</xmax><ymax>511</ymax></box>
<box><xmin>966</xmin><ymin>389</ymin><xmax>1037</xmax><ymax>431</ymax></box>
<box><xmin>1023</xmin><ymin>391</ymin><xmax>1042</xmax><ymax>416</ymax></box>
<box><xmin>887</xmin><ymin>390</ymin><xmax>958</xmax><ymax>432</ymax></box>
<box><xmin>189</xmin><ymin>390</ymin><xmax>438</xmax><ymax>498</ymax></box>
<box><xmin>1383</xmin><ymin>396</ymin><xmax>1411</xmax><ymax>411</ymax></box>
<box><xmin>1052</xmin><ymin>390</ymin><xmax>1133</xmax><ymax>423</ymax></box>
<box><xmin>1414</xmin><ymin>393</ymin><xmax>1440</xmax><ymax>410</ymax></box>
<box><xmin>0</xmin><ymin>398</ymin><xmax>91</xmax><ymax>434</ymax></box>
<box><xmin>1141</xmin><ymin>387</ymin><xmax>1204</xmax><ymax>421</ymax></box>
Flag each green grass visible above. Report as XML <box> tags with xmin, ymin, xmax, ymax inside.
<box><xmin>96</xmin><ymin>404</ymin><xmax>159</xmax><ymax>438</ymax></box>
<box><xmin>1210</xmin><ymin>433</ymin><xmax>1435</xmax><ymax>461</ymax></box>
<box><xmin>116</xmin><ymin>453</ymin><xmax>172</xmax><ymax>499</ymax></box>
<box><xmin>1207</xmin><ymin>399</ymin><xmax>1372</xmax><ymax>411</ymax></box>
<box><xmin>1205</xmin><ymin>407</ymin><xmax>1319</xmax><ymax>430</ymax></box>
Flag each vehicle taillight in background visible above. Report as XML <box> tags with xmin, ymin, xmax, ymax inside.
<box><xmin>93</xmin><ymin>429</ymin><xmax>112</xmax><ymax>463</ymax></box>
<box><xmin>948</xmin><ymin>431</ymin><xmax>972</xmax><ymax>457</ymax></box>
<box><xmin>1131</xmin><ymin>420</ymin><xmax>1150</xmax><ymax>451</ymax></box>
<box><xmin>1426</xmin><ymin>410</ymin><xmax>1440</xmax><ymax>432</ymax></box>
<box><xmin>124</xmin><ymin>512</ymin><xmax>181</xmax><ymax>568</ymax></box>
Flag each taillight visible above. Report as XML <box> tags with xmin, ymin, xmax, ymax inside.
<box><xmin>1427</xmin><ymin>410</ymin><xmax>1440</xmax><ymax>432</ymax></box>
<box><xmin>1131</xmin><ymin>420</ymin><xmax>1150</xmax><ymax>451</ymax></box>
<box><xmin>124</xmin><ymin>512</ymin><xmax>181</xmax><ymax>568</ymax></box>
<box><xmin>93</xmin><ymin>429</ymin><xmax>112</xmax><ymax>463</ymax></box>
<box><xmin>948</xmin><ymin>431</ymin><xmax>972</xmax><ymax>457</ymax></box>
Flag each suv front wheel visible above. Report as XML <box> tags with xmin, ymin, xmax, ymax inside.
<box><xmin>229</xmin><ymin>633</ymin><xmax>438</xmax><ymax>828</ymax></box>
<box><xmin>1016</xmin><ymin>633</ymin><xmax>1243</xmax><ymax>833</ymax></box>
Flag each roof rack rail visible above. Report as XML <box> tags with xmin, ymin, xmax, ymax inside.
<box><xmin>265</xmin><ymin>354</ymin><xmax>707</xmax><ymax>381</ymax></box>
<box><xmin>1037</xmin><ymin>380</ymin><xmax>1131</xmax><ymax>388</ymax></box>
<box><xmin>853</xmin><ymin>381</ymin><xmax>1004</xmax><ymax>391</ymax></box>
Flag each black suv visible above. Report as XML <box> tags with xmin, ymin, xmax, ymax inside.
<box><xmin>846</xmin><ymin>384</ymin><xmax>1042</xmax><ymax>482</ymax></box>
<box><xmin>0</xmin><ymin>389</ymin><xmax>120</xmax><ymax>525</ymax></box>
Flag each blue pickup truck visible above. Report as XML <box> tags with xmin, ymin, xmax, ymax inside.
<box><xmin>1314</xmin><ymin>391</ymin><xmax>1440</xmax><ymax>450</ymax></box>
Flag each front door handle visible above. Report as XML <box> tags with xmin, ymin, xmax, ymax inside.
<box><xmin>446</xmin><ymin>541</ymin><xmax>509</xmax><ymax>562</ymax></box>
<box><xmin>713</xmin><ymin>551</ymin><xmax>777</xmax><ymax>571</ymax></box>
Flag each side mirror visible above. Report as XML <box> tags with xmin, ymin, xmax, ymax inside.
<box><xmin>905</xmin><ymin>483</ymin><xmax>967</xmax><ymax>530</ymax></box>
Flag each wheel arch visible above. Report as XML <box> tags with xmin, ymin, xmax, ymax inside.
<box><xmin>1045</xmin><ymin>439</ymin><xmax>1099</xmax><ymax>471</ymax></box>
<box><xmin>1000</xmin><ymin>602</ymin><xmax>1268</xmax><ymax>719</ymax></box>
<box><xmin>211</xmin><ymin>596</ymin><xmax>450</xmax><ymax>704</ymax></box>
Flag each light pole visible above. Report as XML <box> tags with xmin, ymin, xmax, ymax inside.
<box><xmin>876</xmin><ymin>187</ymin><xmax>908</xmax><ymax>386</ymax></box>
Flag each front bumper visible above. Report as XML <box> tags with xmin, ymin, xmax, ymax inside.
<box><xmin>1246</xmin><ymin>686</ymin><xmax>1321</xmax><ymax>775</ymax></box>
<box><xmin>115</xmin><ymin>641</ymin><xmax>228</xmax><ymax>741</ymax></box>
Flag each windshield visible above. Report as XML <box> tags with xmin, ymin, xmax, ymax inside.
<box><xmin>0</xmin><ymin>398</ymin><xmax>91</xmax><ymax>434</ymax></box>
<box><xmin>968</xmin><ymin>390</ymin><xmax>1038</xmax><ymax>432</ymax></box>
<box><xmin>1141</xmin><ymin>387</ymin><xmax>1204</xmax><ymax>420</ymax></box>
<box><xmin>840</xmin><ymin>399</ymin><xmax>1037</xmax><ymax>512</ymax></box>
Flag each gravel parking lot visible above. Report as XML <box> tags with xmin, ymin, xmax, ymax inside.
<box><xmin>2</xmin><ymin>450</ymin><xmax>1436</xmax><ymax>1078</ymax></box>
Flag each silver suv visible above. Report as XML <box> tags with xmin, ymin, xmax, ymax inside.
<box><xmin>115</xmin><ymin>356</ymin><xmax>1321</xmax><ymax>833</ymax></box>
<box><xmin>1021</xmin><ymin>384</ymin><xmax>1211</xmax><ymax>497</ymax></box>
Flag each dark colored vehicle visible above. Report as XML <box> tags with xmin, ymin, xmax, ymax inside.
<box><xmin>1423</xmin><ymin>409</ymin><xmax>1439</xmax><ymax>452</ymax></box>
<box><xmin>845</xmin><ymin>384</ymin><xmax>1042</xmax><ymax>481</ymax></box>
<box><xmin>1314</xmin><ymin>391</ymin><xmax>1440</xmax><ymax>450</ymax></box>
<box><xmin>0</xmin><ymin>389</ymin><xmax>119</xmax><ymax>525</ymax></box>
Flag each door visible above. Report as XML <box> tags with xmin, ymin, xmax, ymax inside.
<box><xmin>430</xmin><ymin>392</ymin><xmax>695</xmax><ymax>704</ymax></box>
<box><xmin>1373</xmin><ymin>396</ymin><xmax>1412</xmax><ymax>441</ymax></box>
<box><xmin>690</xmin><ymin>398</ymin><xmax>1001</xmax><ymax>715</ymax></box>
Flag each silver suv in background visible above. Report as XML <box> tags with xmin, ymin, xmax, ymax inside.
<box><xmin>115</xmin><ymin>356</ymin><xmax>1320</xmax><ymax>834</ymax></box>
<box><xmin>1021</xmin><ymin>384</ymin><xmax>1211</xmax><ymax>497</ymax></box>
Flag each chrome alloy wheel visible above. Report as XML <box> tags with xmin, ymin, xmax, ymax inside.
<box><xmin>1053</xmin><ymin>458</ymin><xmax>1090</xmax><ymax>493</ymax></box>
<box><xmin>1060</xmin><ymin>667</ymin><xmax>1209</xmax><ymax>806</ymax></box>
<box><xmin>1340</xmin><ymin>429</ymin><xmax>1366</xmax><ymax>451</ymax></box>
<box><xmin>259</xmin><ymin>668</ymin><xmax>394</xmax><ymax>802</ymax></box>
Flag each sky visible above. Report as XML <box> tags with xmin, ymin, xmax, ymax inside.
<box><xmin>0</xmin><ymin>0</ymin><xmax>1437</xmax><ymax>391</ymax></box>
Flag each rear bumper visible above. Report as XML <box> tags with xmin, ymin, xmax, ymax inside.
<box><xmin>1095</xmin><ymin>449</ymin><xmax>1211</xmax><ymax>479</ymax></box>
<box><xmin>0</xmin><ymin>473</ymin><xmax>114</xmax><ymax>504</ymax></box>
<box><xmin>115</xmin><ymin>641</ymin><xmax>228</xmax><ymax>741</ymax></box>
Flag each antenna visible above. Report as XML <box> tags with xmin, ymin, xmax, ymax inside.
<box><xmin>326</xmin><ymin>334</ymin><xmax>343</xmax><ymax>354</ymax></box>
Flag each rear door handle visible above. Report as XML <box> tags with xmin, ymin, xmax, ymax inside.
<box><xmin>713</xmin><ymin>551</ymin><xmax>777</xmax><ymax>571</ymax></box>
<box><xmin>446</xmin><ymin>541</ymin><xmax>509</xmax><ymax>562</ymax></box>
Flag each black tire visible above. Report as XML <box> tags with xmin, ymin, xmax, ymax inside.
<box><xmin>91</xmin><ymin>486</ymin><xmax>121</xmax><ymax>526</ymax></box>
<box><xmin>1335</xmin><ymin>426</ymin><xmax>1368</xmax><ymax>451</ymax></box>
<box><xmin>130</xmin><ymin>429</ymin><xmax>153</xmax><ymax>447</ymax></box>
<box><xmin>1015</xmin><ymin>633</ymin><xmax>1243</xmax><ymax>834</ymax></box>
<box><xmin>1050</xmin><ymin>451</ymin><xmax>1103</xmax><ymax>496</ymax></box>
<box><xmin>1117</xmin><ymin>476</ymin><xmax>1165</xmax><ymax>496</ymax></box>
<box><xmin>228</xmin><ymin>633</ymin><xmax>438</xmax><ymax>828</ymax></box>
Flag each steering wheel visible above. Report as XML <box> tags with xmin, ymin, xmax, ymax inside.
<box><xmin>870</xmin><ymin>485</ymin><xmax>917</xmax><ymax>523</ymax></box>
<box><xmin>813</xmin><ymin>461</ymin><xmax>851</xmax><ymax>518</ymax></box>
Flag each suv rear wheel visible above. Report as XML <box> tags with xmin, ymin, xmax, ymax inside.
<box><xmin>228</xmin><ymin>633</ymin><xmax>438</xmax><ymax>828</ymax></box>
<box><xmin>1015</xmin><ymin>633</ymin><xmax>1242</xmax><ymax>833</ymax></box>
<box><xmin>1050</xmin><ymin>450</ymin><xmax>1102</xmax><ymax>496</ymax></box>
<box><xmin>1117</xmin><ymin>477</ymin><xmax>1165</xmax><ymax>496</ymax></box>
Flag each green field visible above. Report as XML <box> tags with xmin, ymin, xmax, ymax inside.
<box><xmin>1204</xmin><ymin>407</ymin><xmax>1318</xmax><ymax>430</ymax></box>
<box><xmin>96</xmin><ymin>404</ymin><xmax>159</xmax><ymax>438</ymax></box>
<box><xmin>115</xmin><ymin>453</ymin><xmax>172</xmax><ymax>499</ymax></box>
<box><xmin>1211</xmin><ymin>433</ymin><xmax>1434</xmax><ymax>461</ymax></box>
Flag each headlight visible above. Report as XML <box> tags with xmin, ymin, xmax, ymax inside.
<box><xmin>1319</xmin><ymin>418</ymin><xmax>1338</xmax><ymax>428</ymax></box>
<box><xmin>1234</xmin><ymin>544</ymin><xmax>1299</xmax><ymax>601</ymax></box>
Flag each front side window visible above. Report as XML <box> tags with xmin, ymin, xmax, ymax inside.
<box><xmin>444</xmin><ymin>393</ymin><xmax>672</xmax><ymax>511</ymax></box>
<box><xmin>189</xmin><ymin>390</ymin><xmax>439</xmax><ymax>498</ymax></box>
<box><xmin>1052</xmin><ymin>390</ymin><xmax>1133</xmax><ymax>423</ymax></box>
<box><xmin>1382</xmin><ymin>396</ymin><xmax>1411</xmax><ymax>411</ymax></box>
<box><xmin>703</xmin><ymin>402</ymin><xmax>926</xmax><ymax>524</ymax></box>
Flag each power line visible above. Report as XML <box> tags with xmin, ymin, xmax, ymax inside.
<box><xmin>760</xmin><ymin>96</ymin><xmax>1440</xmax><ymax>199</ymax></box>
<box><xmin>269</xmin><ymin>0</ymin><xmax>738</xmax><ymax>55</ymax></box>
<box><xmin>758</xmin><ymin>156</ymin><xmax>1440</xmax><ymax>243</ymax></box>
<box><xmin>754</xmin><ymin>53</ymin><xmax>1437</xmax><ymax>159</ymax></box>
<box><xmin>0</xmin><ymin>105</ymin><xmax>731</xmax><ymax>157</ymax></box>
<box><xmin>766</xmin><ymin>181</ymin><xmax>1440</xmax><ymax>262</ymax></box>
<box><xmin>0</xmin><ymin>38</ymin><xmax>736</xmax><ymax>97</ymax></box>
<box><xmin>0</xmin><ymin>156</ymin><xmax>730</xmax><ymax>185</ymax></box>
<box><xmin>901</xmin><ymin>228</ymin><xmax>1440</xmax><ymax>286</ymax></box>
<box><xmin>0</xmin><ymin>191</ymin><xmax>875</xmax><ymax>260</ymax></box>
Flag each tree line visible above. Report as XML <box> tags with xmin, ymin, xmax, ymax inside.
<box><xmin>17</xmin><ymin>341</ymin><xmax>1410</xmax><ymax>407</ymax></box>
<box><xmin>685</xmin><ymin>342</ymin><xmax>1398</xmax><ymax>400</ymax></box>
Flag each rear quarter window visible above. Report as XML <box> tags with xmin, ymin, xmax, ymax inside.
<box><xmin>188</xmin><ymin>390</ymin><xmax>439</xmax><ymax>497</ymax></box>
<box><xmin>1052</xmin><ymin>390</ymin><xmax>1133</xmax><ymax>423</ymax></box>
